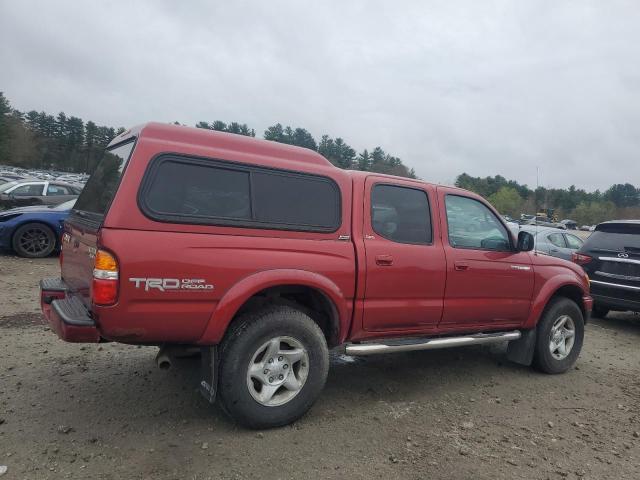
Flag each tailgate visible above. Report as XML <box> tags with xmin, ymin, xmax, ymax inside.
<box><xmin>61</xmin><ymin>218</ymin><xmax>99</xmax><ymax>309</ymax></box>
<box><xmin>60</xmin><ymin>139</ymin><xmax>136</xmax><ymax>309</ymax></box>
<box><xmin>581</xmin><ymin>225</ymin><xmax>640</xmax><ymax>293</ymax></box>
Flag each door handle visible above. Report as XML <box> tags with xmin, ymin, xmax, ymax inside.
<box><xmin>454</xmin><ymin>261</ymin><xmax>469</xmax><ymax>271</ymax></box>
<box><xmin>375</xmin><ymin>255</ymin><xmax>394</xmax><ymax>266</ymax></box>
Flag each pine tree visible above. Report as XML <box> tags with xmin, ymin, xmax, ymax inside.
<box><xmin>0</xmin><ymin>92</ymin><xmax>11</xmax><ymax>162</ymax></box>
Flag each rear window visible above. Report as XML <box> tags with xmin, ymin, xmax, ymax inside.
<box><xmin>596</xmin><ymin>222</ymin><xmax>640</xmax><ymax>235</ymax></box>
<box><xmin>140</xmin><ymin>155</ymin><xmax>341</xmax><ymax>232</ymax></box>
<box><xmin>73</xmin><ymin>140</ymin><xmax>135</xmax><ymax>218</ymax></box>
<box><xmin>583</xmin><ymin>229</ymin><xmax>640</xmax><ymax>252</ymax></box>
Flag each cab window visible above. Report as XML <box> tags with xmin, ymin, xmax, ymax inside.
<box><xmin>371</xmin><ymin>184</ymin><xmax>432</xmax><ymax>244</ymax></box>
<box><xmin>445</xmin><ymin>195</ymin><xmax>510</xmax><ymax>251</ymax></box>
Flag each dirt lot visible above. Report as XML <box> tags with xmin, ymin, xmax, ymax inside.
<box><xmin>1</xmin><ymin>253</ymin><xmax>639</xmax><ymax>480</ymax></box>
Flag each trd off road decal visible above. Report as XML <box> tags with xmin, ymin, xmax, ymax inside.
<box><xmin>129</xmin><ymin>278</ymin><xmax>214</xmax><ymax>292</ymax></box>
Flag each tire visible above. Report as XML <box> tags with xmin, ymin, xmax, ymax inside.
<box><xmin>533</xmin><ymin>297</ymin><xmax>584</xmax><ymax>374</ymax></box>
<box><xmin>218</xmin><ymin>305</ymin><xmax>329</xmax><ymax>429</ymax></box>
<box><xmin>11</xmin><ymin>222</ymin><xmax>56</xmax><ymax>258</ymax></box>
<box><xmin>592</xmin><ymin>305</ymin><xmax>610</xmax><ymax>318</ymax></box>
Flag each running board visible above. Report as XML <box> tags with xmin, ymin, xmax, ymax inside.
<box><xmin>345</xmin><ymin>330</ymin><xmax>521</xmax><ymax>356</ymax></box>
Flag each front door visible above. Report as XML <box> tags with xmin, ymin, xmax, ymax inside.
<box><xmin>8</xmin><ymin>182</ymin><xmax>46</xmax><ymax>207</ymax></box>
<box><xmin>362</xmin><ymin>177</ymin><xmax>446</xmax><ymax>332</ymax></box>
<box><xmin>439</xmin><ymin>189</ymin><xmax>534</xmax><ymax>328</ymax></box>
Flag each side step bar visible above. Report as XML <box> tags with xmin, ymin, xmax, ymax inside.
<box><xmin>345</xmin><ymin>330</ymin><xmax>521</xmax><ymax>356</ymax></box>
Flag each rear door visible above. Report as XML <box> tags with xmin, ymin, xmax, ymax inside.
<box><xmin>362</xmin><ymin>177</ymin><xmax>446</xmax><ymax>332</ymax></box>
<box><xmin>7</xmin><ymin>182</ymin><xmax>46</xmax><ymax>207</ymax></box>
<box><xmin>45</xmin><ymin>183</ymin><xmax>76</xmax><ymax>204</ymax></box>
<box><xmin>546</xmin><ymin>232</ymin><xmax>573</xmax><ymax>260</ymax></box>
<box><xmin>438</xmin><ymin>189</ymin><xmax>534</xmax><ymax>328</ymax></box>
<box><xmin>62</xmin><ymin>140</ymin><xmax>135</xmax><ymax>307</ymax></box>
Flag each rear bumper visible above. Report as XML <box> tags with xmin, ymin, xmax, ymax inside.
<box><xmin>40</xmin><ymin>278</ymin><xmax>100</xmax><ymax>343</ymax></box>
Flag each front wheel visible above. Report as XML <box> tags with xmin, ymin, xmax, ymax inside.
<box><xmin>533</xmin><ymin>297</ymin><xmax>584</xmax><ymax>374</ymax></box>
<box><xmin>218</xmin><ymin>305</ymin><xmax>329</xmax><ymax>429</ymax></box>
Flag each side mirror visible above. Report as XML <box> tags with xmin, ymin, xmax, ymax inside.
<box><xmin>516</xmin><ymin>231</ymin><xmax>534</xmax><ymax>252</ymax></box>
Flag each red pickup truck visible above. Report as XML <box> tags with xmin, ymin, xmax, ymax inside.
<box><xmin>40</xmin><ymin>123</ymin><xmax>592</xmax><ymax>428</ymax></box>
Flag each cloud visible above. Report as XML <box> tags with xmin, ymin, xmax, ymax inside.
<box><xmin>1</xmin><ymin>0</ymin><xmax>639</xmax><ymax>190</ymax></box>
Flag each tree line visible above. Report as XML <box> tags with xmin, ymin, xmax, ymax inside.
<box><xmin>1</xmin><ymin>91</ymin><xmax>637</xmax><ymax>225</ymax></box>
<box><xmin>455</xmin><ymin>173</ymin><xmax>640</xmax><ymax>226</ymax></box>
<box><xmin>0</xmin><ymin>92</ymin><xmax>415</xmax><ymax>178</ymax></box>
<box><xmin>192</xmin><ymin>120</ymin><xmax>416</xmax><ymax>178</ymax></box>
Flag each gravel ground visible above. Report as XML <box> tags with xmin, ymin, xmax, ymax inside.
<box><xmin>1</xmin><ymin>253</ymin><xmax>639</xmax><ymax>479</ymax></box>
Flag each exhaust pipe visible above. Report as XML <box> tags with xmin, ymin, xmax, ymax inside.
<box><xmin>155</xmin><ymin>347</ymin><xmax>172</xmax><ymax>370</ymax></box>
<box><xmin>345</xmin><ymin>330</ymin><xmax>521</xmax><ymax>356</ymax></box>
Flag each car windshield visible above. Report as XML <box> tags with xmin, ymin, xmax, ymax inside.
<box><xmin>50</xmin><ymin>199</ymin><xmax>77</xmax><ymax>210</ymax></box>
<box><xmin>0</xmin><ymin>181</ymin><xmax>17</xmax><ymax>193</ymax></box>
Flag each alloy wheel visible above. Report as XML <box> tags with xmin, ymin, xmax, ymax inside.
<box><xmin>549</xmin><ymin>315</ymin><xmax>576</xmax><ymax>360</ymax></box>
<box><xmin>246</xmin><ymin>336</ymin><xmax>309</xmax><ymax>407</ymax></box>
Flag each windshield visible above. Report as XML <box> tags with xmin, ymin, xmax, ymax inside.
<box><xmin>51</xmin><ymin>199</ymin><xmax>77</xmax><ymax>211</ymax></box>
<box><xmin>0</xmin><ymin>181</ymin><xmax>17</xmax><ymax>193</ymax></box>
<box><xmin>73</xmin><ymin>140</ymin><xmax>135</xmax><ymax>218</ymax></box>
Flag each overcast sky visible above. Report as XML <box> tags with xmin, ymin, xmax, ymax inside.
<box><xmin>1</xmin><ymin>1</ymin><xmax>639</xmax><ymax>191</ymax></box>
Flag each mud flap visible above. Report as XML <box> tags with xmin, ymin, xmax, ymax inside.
<box><xmin>199</xmin><ymin>346</ymin><xmax>218</xmax><ymax>403</ymax></box>
<box><xmin>506</xmin><ymin>328</ymin><xmax>536</xmax><ymax>366</ymax></box>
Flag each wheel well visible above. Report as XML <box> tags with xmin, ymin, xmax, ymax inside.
<box><xmin>551</xmin><ymin>285</ymin><xmax>587</xmax><ymax>322</ymax></box>
<box><xmin>233</xmin><ymin>285</ymin><xmax>340</xmax><ymax>347</ymax></box>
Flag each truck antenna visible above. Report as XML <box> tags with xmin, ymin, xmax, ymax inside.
<box><xmin>535</xmin><ymin>166</ymin><xmax>540</xmax><ymax>256</ymax></box>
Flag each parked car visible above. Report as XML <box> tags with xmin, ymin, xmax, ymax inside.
<box><xmin>517</xmin><ymin>227</ymin><xmax>584</xmax><ymax>261</ymax></box>
<box><xmin>560</xmin><ymin>219</ymin><xmax>578</xmax><ymax>230</ymax></box>
<box><xmin>0</xmin><ymin>180</ymin><xmax>81</xmax><ymax>210</ymax></box>
<box><xmin>0</xmin><ymin>174</ymin><xmax>26</xmax><ymax>185</ymax></box>
<box><xmin>40</xmin><ymin>123</ymin><xmax>592</xmax><ymax>429</ymax></box>
<box><xmin>522</xmin><ymin>217</ymin><xmax>566</xmax><ymax>230</ymax></box>
<box><xmin>0</xmin><ymin>199</ymin><xmax>76</xmax><ymax>257</ymax></box>
<box><xmin>573</xmin><ymin>220</ymin><xmax>640</xmax><ymax>317</ymax></box>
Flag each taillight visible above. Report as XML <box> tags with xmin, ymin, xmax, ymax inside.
<box><xmin>571</xmin><ymin>252</ymin><xmax>592</xmax><ymax>265</ymax></box>
<box><xmin>92</xmin><ymin>249</ymin><xmax>119</xmax><ymax>305</ymax></box>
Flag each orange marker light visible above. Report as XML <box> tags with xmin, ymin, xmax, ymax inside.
<box><xmin>95</xmin><ymin>250</ymin><xmax>118</xmax><ymax>271</ymax></box>
<box><xmin>93</xmin><ymin>249</ymin><xmax>119</xmax><ymax>305</ymax></box>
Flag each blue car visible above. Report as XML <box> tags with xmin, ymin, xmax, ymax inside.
<box><xmin>0</xmin><ymin>199</ymin><xmax>75</xmax><ymax>258</ymax></box>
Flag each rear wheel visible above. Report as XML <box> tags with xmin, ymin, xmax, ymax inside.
<box><xmin>592</xmin><ymin>305</ymin><xmax>610</xmax><ymax>318</ymax></box>
<box><xmin>12</xmin><ymin>222</ymin><xmax>56</xmax><ymax>258</ymax></box>
<box><xmin>218</xmin><ymin>305</ymin><xmax>329</xmax><ymax>429</ymax></box>
<box><xmin>533</xmin><ymin>297</ymin><xmax>584</xmax><ymax>374</ymax></box>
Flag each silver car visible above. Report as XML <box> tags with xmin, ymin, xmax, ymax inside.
<box><xmin>510</xmin><ymin>226</ymin><xmax>584</xmax><ymax>260</ymax></box>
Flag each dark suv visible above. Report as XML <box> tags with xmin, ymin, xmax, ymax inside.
<box><xmin>573</xmin><ymin>220</ymin><xmax>640</xmax><ymax>317</ymax></box>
